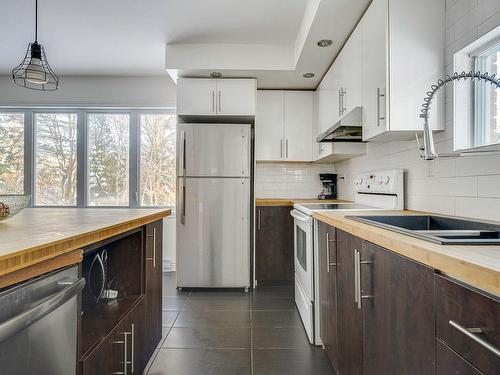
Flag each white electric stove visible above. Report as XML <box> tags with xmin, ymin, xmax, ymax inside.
<box><xmin>291</xmin><ymin>169</ymin><xmax>404</xmax><ymax>345</ymax></box>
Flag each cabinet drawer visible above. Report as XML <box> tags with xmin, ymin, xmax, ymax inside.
<box><xmin>435</xmin><ymin>275</ymin><xmax>500</xmax><ymax>375</ymax></box>
<box><xmin>437</xmin><ymin>339</ymin><xmax>484</xmax><ymax>375</ymax></box>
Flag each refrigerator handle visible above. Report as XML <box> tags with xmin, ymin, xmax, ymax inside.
<box><xmin>179</xmin><ymin>130</ymin><xmax>186</xmax><ymax>176</ymax></box>
<box><xmin>180</xmin><ymin>179</ymin><xmax>186</xmax><ymax>225</ymax></box>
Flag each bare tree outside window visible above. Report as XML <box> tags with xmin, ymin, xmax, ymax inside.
<box><xmin>0</xmin><ymin>113</ymin><xmax>24</xmax><ymax>194</ymax></box>
<box><xmin>88</xmin><ymin>113</ymin><xmax>129</xmax><ymax>206</ymax></box>
<box><xmin>140</xmin><ymin>114</ymin><xmax>176</xmax><ymax>207</ymax></box>
<box><xmin>35</xmin><ymin>113</ymin><xmax>78</xmax><ymax>206</ymax></box>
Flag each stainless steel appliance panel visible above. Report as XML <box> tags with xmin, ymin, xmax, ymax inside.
<box><xmin>177</xmin><ymin>123</ymin><xmax>251</xmax><ymax>177</ymax></box>
<box><xmin>177</xmin><ymin>177</ymin><xmax>250</xmax><ymax>287</ymax></box>
<box><xmin>0</xmin><ymin>266</ymin><xmax>83</xmax><ymax>375</ymax></box>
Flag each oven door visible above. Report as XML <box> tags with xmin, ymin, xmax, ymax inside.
<box><xmin>291</xmin><ymin>209</ymin><xmax>313</xmax><ymax>300</ymax></box>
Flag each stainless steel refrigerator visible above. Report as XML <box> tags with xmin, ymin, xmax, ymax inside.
<box><xmin>176</xmin><ymin>123</ymin><xmax>251</xmax><ymax>288</ymax></box>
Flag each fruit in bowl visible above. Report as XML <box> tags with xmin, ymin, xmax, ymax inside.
<box><xmin>0</xmin><ymin>195</ymin><xmax>30</xmax><ymax>221</ymax></box>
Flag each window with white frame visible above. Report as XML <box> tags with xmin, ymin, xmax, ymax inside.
<box><xmin>454</xmin><ymin>25</ymin><xmax>500</xmax><ymax>151</ymax></box>
<box><xmin>0</xmin><ymin>109</ymin><xmax>176</xmax><ymax>208</ymax></box>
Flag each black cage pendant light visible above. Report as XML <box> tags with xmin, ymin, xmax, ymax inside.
<box><xmin>12</xmin><ymin>0</ymin><xmax>58</xmax><ymax>91</ymax></box>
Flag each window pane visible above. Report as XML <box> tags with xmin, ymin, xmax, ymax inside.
<box><xmin>88</xmin><ymin>113</ymin><xmax>129</xmax><ymax>206</ymax></box>
<box><xmin>0</xmin><ymin>113</ymin><xmax>24</xmax><ymax>194</ymax></box>
<box><xmin>473</xmin><ymin>43</ymin><xmax>500</xmax><ymax>147</ymax></box>
<box><xmin>140</xmin><ymin>114</ymin><xmax>176</xmax><ymax>207</ymax></box>
<box><xmin>35</xmin><ymin>113</ymin><xmax>77</xmax><ymax>206</ymax></box>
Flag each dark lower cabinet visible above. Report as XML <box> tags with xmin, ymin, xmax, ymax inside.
<box><xmin>435</xmin><ymin>275</ymin><xmax>500</xmax><ymax>375</ymax></box>
<box><xmin>144</xmin><ymin>220</ymin><xmax>164</xmax><ymax>361</ymax></box>
<box><xmin>318</xmin><ymin>222</ymin><xmax>339</xmax><ymax>371</ymax></box>
<box><xmin>336</xmin><ymin>230</ymin><xmax>364</xmax><ymax>375</ymax></box>
<box><xmin>436</xmin><ymin>339</ymin><xmax>485</xmax><ymax>375</ymax></box>
<box><xmin>362</xmin><ymin>241</ymin><xmax>435</xmax><ymax>375</ymax></box>
<box><xmin>255</xmin><ymin>206</ymin><xmax>293</xmax><ymax>284</ymax></box>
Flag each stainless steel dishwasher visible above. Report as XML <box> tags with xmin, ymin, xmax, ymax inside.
<box><xmin>0</xmin><ymin>265</ymin><xmax>85</xmax><ymax>375</ymax></box>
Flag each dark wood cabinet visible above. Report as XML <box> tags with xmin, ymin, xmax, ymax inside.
<box><xmin>255</xmin><ymin>206</ymin><xmax>293</xmax><ymax>284</ymax></box>
<box><xmin>144</xmin><ymin>220</ymin><xmax>163</xmax><ymax>361</ymax></box>
<box><xmin>336</xmin><ymin>229</ymin><xmax>364</xmax><ymax>375</ymax></box>
<box><xmin>317</xmin><ymin>222</ymin><xmax>339</xmax><ymax>371</ymax></box>
<box><xmin>436</xmin><ymin>339</ymin><xmax>485</xmax><ymax>375</ymax></box>
<box><xmin>362</xmin><ymin>241</ymin><xmax>435</xmax><ymax>375</ymax></box>
<box><xmin>436</xmin><ymin>275</ymin><xmax>500</xmax><ymax>375</ymax></box>
<box><xmin>121</xmin><ymin>298</ymin><xmax>146</xmax><ymax>374</ymax></box>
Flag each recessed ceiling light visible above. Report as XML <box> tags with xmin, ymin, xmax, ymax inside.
<box><xmin>303</xmin><ymin>73</ymin><xmax>315</xmax><ymax>78</ymax></box>
<box><xmin>317</xmin><ymin>39</ymin><xmax>333</xmax><ymax>47</ymax></box>
<box><xmin>210</xmin><ymin>72</ymin><xmax>222</xmax><ymax>78</ymax></box>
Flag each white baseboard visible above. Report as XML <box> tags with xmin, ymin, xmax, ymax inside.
<box><xmin>163</xmin><ymin>259</ymin><xmax>176</xmax><ymax>272</ymax></box>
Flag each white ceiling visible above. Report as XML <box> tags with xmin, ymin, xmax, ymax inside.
<box><xmin>0</xmin><ymin>0</ymin><xmax>370</xmax><ymax>89</ymax></box>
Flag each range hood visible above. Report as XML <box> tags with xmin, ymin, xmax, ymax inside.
<box><xmin>316</xmin><ymin>106</ymin><xmax>363</xmax><ymax>142</ymax></box>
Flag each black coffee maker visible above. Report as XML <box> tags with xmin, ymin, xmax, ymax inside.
<box><xmin>318</xmin><ymin>174</ymin><xmax>337</xmax><ymax>200</ymax></box>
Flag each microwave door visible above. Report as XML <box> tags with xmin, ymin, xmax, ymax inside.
<box><xmin>178</xmin><ymin>123</ymin><xmax>251</xmax><ymax>177</ymax></box>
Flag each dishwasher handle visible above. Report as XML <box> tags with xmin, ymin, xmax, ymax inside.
<box><xmin>0</xmin><ymin>277</ymin><xmax>85</xmax><ymax>343</ymax></box>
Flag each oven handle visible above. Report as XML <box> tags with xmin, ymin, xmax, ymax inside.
<box><xmin>290</xmin><ymin>209</ymin><xmax>311</xmax><ymax>223</ymax></box>
<box><xmin>0</xmin><ymin>277</ymin><xmax>85</xmax><ymax>343</ymax></box>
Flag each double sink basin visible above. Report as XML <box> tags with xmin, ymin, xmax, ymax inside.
<box><xmin>347</xmin><ymin>215</ymin><xmax>500</xmax><ymax>245</ymax></box>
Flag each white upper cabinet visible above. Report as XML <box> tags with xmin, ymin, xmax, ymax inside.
<box><xmin>177</xmin><ymin>78</ymin><xmax>217</xmax><ymax>116</ymax></box>
<box><xmin>341</xmin><ymin>23</ymin><xmax>363</xmax><ymax>116</ymax></box>
<box><xmin>284</xmin><ymin>91</ymin><xmax>313</xmax><ymax>161</ymax></box>
<box><xmin>255</xmin><ymin>90</ymin><xmax>314</xmax><ymax>161</ymax></box>
<box><xmin>255</xmin><ymin>90</ymin><xmax>285</xmax><ymax>161</ymax></box>
<box><xmin>216</xmin><ymin>79</ymin><xmax>256</xmax><ymax>116</ymax></box>
<box><xmin>361</xmin><ymin>0</ymin><xmax>445</xmax><ymax>141</ymax></box>
<box><xmin>177</xmin><ymin>78</ymin><xmax>256</xmax><ymax>116</ymax></box>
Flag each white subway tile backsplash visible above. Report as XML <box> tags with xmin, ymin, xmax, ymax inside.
<box><xmin>334</xmin><ymin>3</ymin><xmax>500</xmax><ymax>222</ymax></box>
<box><xmin>255</xmin><ymin>162</ymin><xmax>334</xmax><ymax>199</ymax></box>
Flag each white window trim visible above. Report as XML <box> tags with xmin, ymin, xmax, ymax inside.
<box><xmin>0</xmin><ymin>107</ymin><xmax>176</xmax><ymax>209</ymax></box>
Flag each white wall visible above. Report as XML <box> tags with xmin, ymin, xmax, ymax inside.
<box><xmin>335</xmin><ymin>0</ymin><xmax>500</xmax><ymax>221</ymax></box>
<box><xmin>0</xmin><ymin>75</ymin><xmax>177</xmax><ymax>108</ymax></box>
<box><xmin>255</xmin><ymin>162</ymin><xmax>335</xmax><ymax>198</ymax></box>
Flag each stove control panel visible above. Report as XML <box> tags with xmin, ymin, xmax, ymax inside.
<box><xmin>354</xmin><ymin>169</ymin><xmax>403</xmax><ymax>195</ymax></box>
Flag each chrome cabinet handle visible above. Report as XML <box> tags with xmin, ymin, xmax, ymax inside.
<box><xmin>286</xmin><ymin>139</ymin><xmax>289</xmax><ymax>159</ymax></box>
<box><xmin>130</xmin><ymin>323</ymin><xmax>135</xmax><ymax>373</ymax></box>
<box><xmin>218</xmin><ymin>91</ymin><xmax>221</xmax><ymax>112</ymax></box>
<box><xmin>377</xmin><ymin>88</ymin><xmax>385</xmax><ymax>126</ymax></box>
<box><xmin>0</xmin><ymin>277</ymin><xmax>85</xmax><ymax>343</ymax></box>
<box><xmin>180</xmin><ymin>179</ymin><xmax>186</xmax><ymax>225</ymax></box>
<box><xmin>326</xmin><ymin>232</ymin><xmax>337</xmax><ymax>273</ymax></box>
<box><xmin>257</xmin><ymin>209</ymin><xmax>261</xmax><ymax>230</ymax></box>
<box><xmin>280</xmin><ymin>139</ymin><xmax>283</xmax><ymax>159</ymax></box>
<box><xmin>449</xmin><ymin>320</ymin><xmax>500</xmax><ymax>358</ymax></box>
<box><xmin>146</xmin><ymin>227</ymin><xmax>157</xmax><ymax>268</ymax></box>
<box><xmin>354</xmin><ymin>249</ymin><xmax>361</xmax><ymax>308</ymax></box>
<box><xmin>338</xmin><ymin>89</ymin><xmax>342</xmax><ymax>117</ymax></box>
<box><xmin>341</xmin><ymin>87</ymin><xmax>347</xmax><ymax>115</ymax></box>
<box><xmin>212</xmin><ymin>91</ymin><xmax>215</xmax><ymax>112</ymax></box>
<box><xmin>113</xmin><ymin>331</ymin><xmax>131</xmax><ymax>375</ymax></box>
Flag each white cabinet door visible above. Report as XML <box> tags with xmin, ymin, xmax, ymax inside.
<box><xmin>177</xmin><ymin>78</ymin><xmax>217</xmax><ymax>116</ymax></box>
<box><xmin>216</xmin><ymin>79</ymin><xmax>256</xmax><ymax>116</ymax></box>
<box><xmin>342</xmin><ymin>24</ymin><xmax>363</xmax><ymax>115</ymax></box>
<box><xmin>284</xmin><ymin>91</ymin><xmax>313</xmax><ymax>161</ymax></box>
<box><xmin>361</xmin><ymin>0</ymin><xmax>387</xmax><ymax>141</ymax></box>
<box><xmin>255</xmin><ymin>90</ymin><xmax>285</xmax><ymax>161</ymax></box>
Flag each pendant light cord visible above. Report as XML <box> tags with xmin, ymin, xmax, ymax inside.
<box><xmin>34</xmin><ymin>0</ymin><xmax>38</xmax><ymax>42</ymax></box>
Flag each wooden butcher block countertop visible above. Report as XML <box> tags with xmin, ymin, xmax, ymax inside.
<box><xmin>314</xmin><ymin>209</ymin><xmax>500</xmax><ymax>297</ymax></box>
<box><xmin>256</xmin><ymin>198</ymin><xmax>349</xmax><ymax>206</ymax></box>
<box><xmin>0</xmin><ymin>208</ymin><xmax>171</xmax><ymax>287</ymax></box>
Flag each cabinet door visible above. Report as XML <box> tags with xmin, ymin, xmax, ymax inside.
<box><xmin>362</xmin><ymin>241</ymin><xmax>435</xmax><ymax>375</ymax></box>
<box><xmin>121</xmin><ymin>298</ymin><xmax>146</xmax><ymax>375</ymax></box>
<box><xmin>284</xmin><ymin>91</ymin><xmax>313</xmax><ymax>161</ymax></box>
<box><xmin>336</xmin><ymin>230</ymin><xmax>364</xmax><ymax>375</ymax></box>
<box><xmin>216</xmin><ymin>79</ymin><xmax>256</xmax><ymax>116</ymax></box>
<box><xmin>361</xmin><ymin>0</ymin><xmax>387</xmax><ymax>141</ymax></box>
<box><xmin>318</xmin><ymin>222</ymin><xmax>339</xmax><ymax>371</ymax></box>
<box><xmin>80</xmin><ymin>323</ymin><xmax>123</xmax><ymax>375</ymax></box>
<box><xmin>342</xmin><ymin>24</ymin><xmax>363</xmax><ymax>115</ymax></box>
<box><xmin>144</xmin><ymin>220</ymin><xmax>163</xmax><ymax>362</ymax></box>
<box><xmin>316</xmin><ymin>66</ymin><xmax>341</xmax><ymax>135</ymax></box>
<box><xmin>255</xmin><ymin>90</ymin><xmax>285</xmax><ymax>161</ymax></box>
<box><xmin>436</xmin><ymin>339</ymin><xmax>485</xmax><ymax>375</ymax></box>
<box><xmin>177</xmin><ymin>78</ymin><xmax>217</xmax><ymax>116</ymax></box>
<box><xmin>255</xmin><ymin>206</ymin><xmax>293</xmax><ymax>283</ymax></box>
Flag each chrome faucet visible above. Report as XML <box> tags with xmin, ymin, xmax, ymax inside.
<box><xmin>417</xmin><ymin>71</ymin><xmax>500</xmax><ymax>160</ymax></box>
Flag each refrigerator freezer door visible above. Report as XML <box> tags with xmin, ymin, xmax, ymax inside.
<box><xmin>177</xmin><ymin>124</ymin><xmax>251</xmax><ymax>177</ymax></box>
<box><xmin>176</xmin><ymin>177</ymin><xmax>250</xmax><ymax>287</ymax></box>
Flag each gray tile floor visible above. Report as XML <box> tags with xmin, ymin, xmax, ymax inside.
<box><xmin>144</xmin><ymin>272</ymin><xmax>335</xmax><ymax>375</ymax></box>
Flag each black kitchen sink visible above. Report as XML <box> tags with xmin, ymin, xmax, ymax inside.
<box><xmin>346</xmin><ymin>215</ymin><xmax>500</xmax><ymax>245</ymax></box>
